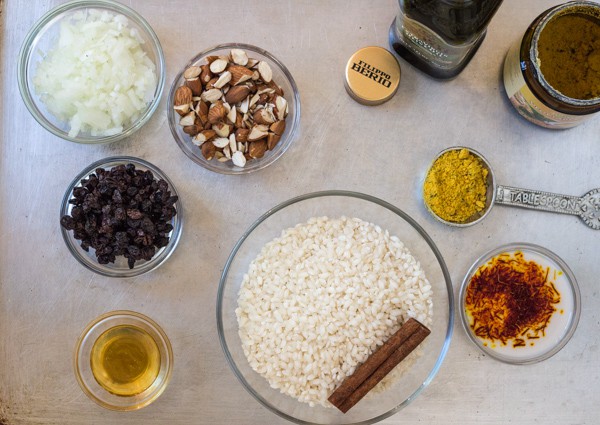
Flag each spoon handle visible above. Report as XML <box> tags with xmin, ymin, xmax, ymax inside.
<box><xmin>495</xmin><ymin>185</ymin><xmax>581</xmax><ymax>216</ymax></box>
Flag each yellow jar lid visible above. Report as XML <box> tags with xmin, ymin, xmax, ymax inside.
<box><xmin>344</xmin><ymin>46</ymin><xmax>401</xmax><ymax>105</ymax></box>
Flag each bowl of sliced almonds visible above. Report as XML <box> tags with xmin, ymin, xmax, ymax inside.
<box><xmin>167</xmin><ymin>43</ymin><xmax>300</xmax><ymax>174</ymax></box>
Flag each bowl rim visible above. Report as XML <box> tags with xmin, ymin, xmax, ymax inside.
<box><xmin>73</xmin><ymin>309</ymin><xmax>174</xmax><ymax>411</ymax></box>
<box><xmin>17</xmin><ymin>0</ymin><xmax>166</xmax><ymax>144</ymax></box>
<box><xmin>458</xmin><ymin>242</ymin><xmax>581</xmax><ymax>365</ymax></box>
<box><xmin>167</xmin><ymin>42</ymin><xmax>301</xmax><ymax>175</ymax></box>
<box><xmin>60</xmin><ymin>155</ymin><xmax>183</xmax><ymax>278</ymax></box>
<box><xmin>216</xmin><ymin>190</ymin><xmax>454</xmax><ymax>425</ymax></box>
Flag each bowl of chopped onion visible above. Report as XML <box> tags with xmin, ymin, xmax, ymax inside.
<box><xmin>18</xmin><ymin>0</ymin><xmax>165</xmax><ymax>144</ymax></box>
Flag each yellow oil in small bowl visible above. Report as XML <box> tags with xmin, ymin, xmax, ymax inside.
<box><xmin>90</xmin><ymin>325</ymin><xmax>161</xmax><ymax>396</ymax></box>
<box><xmin>74</xmin><ymin>311</ymin><xmax>172</xmax><ymax>410</ymax></box>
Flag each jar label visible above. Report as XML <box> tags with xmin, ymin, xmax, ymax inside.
<box><xmin>503</xmin><ymin>40</ymin><xmax>588</xmax><ymax>129</ymax></box>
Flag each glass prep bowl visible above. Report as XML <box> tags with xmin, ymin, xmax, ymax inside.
<box><xmin>167</xmin><ymin>43</ymin><xmax>300</xmax><ymax>174</ymax></box>
<box><xmin>459</xmin><ymin>243</ymin><xmax>581</xmax><ymax>364</ymax></box>
<box><xmin>216</xmin><ymin>191</ymin><xmax>453</xmax><ymax>424</ymax></box>
<box><xmin>18</xmin><ymin>0</ymin><xmax>166</xmax><ymax>144</ymax></box>
<box><xmin>60</xmin><ymin>156</ymin><xmax>183</xmax><ymax>278</ymax></box>
<box><xmin>74</xmin><ymin>310</ymin><xmax>173</xmax><ymax>410</ymax></box>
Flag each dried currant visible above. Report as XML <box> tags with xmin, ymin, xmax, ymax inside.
<box><xmin>60</xmin><ymin>163</ymin><xmax>178</xmax><ymax>269</ymax></box>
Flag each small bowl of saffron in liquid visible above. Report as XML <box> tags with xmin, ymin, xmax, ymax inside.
<box><xmin>459</xmin><ymin>243</ymin><xmax>580</xmax><ymax>364</ymax></box>
<box><xmin>74</xmin><ymin>310</ymin><xmax>173</xmax><ymax>410</ymax></box>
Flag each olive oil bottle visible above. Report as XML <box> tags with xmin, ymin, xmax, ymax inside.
<box><xmin>90</xmin><ymin>325</ymin><xmax>161</xmax><ymax>396</ymax></box>
<box><xmin>389</xmin><ymin>0</ymin><xmax>503</xmax><ymax>79</ymax></box>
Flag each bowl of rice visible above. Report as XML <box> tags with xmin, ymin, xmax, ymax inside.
<box><xmin>18</xmin><ymin>0</ymin><xmax>165</xmax><ymax>144</ymax></box>
<box><xmin>217</xmin><ymin>191</ymin><xmax>453</xmax><ymax>424</ymax></box>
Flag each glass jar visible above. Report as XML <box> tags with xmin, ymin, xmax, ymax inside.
<box><xmin>389</xmin><ymin>0</ymin><xmax>503</xmax><ymax>79</ymax></box>
<box><xmin>503</xmin><ymin>1</ymin><xmax>600</xmax><ymax>129</ymax></box>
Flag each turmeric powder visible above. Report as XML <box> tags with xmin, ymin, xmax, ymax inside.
<box><xmin>424</xmin><ymin>148</ymin><xmax>489</xmax><ymax>224</ymax></box>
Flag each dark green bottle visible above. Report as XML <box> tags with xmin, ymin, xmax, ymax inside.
<box><xmin>389</xmin><ymin>0</ymin><xmax>503</xmax><ymax>79</ymax></box>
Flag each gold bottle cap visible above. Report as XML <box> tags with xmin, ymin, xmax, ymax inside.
<box><xmin>344</xmin><ymin>46</ymin><xmax>401</xmax><ymax>105</ymax></box>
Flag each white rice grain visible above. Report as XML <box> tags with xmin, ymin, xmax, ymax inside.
<box><xmin>236</xmin><ymin>216</ymin><xmax>433</xmax><ymax>407</ymax></box>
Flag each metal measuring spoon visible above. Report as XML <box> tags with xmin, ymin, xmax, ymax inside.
<box><xmin>424</xmin><ymin>146</ymin><xmax>600</xmax><ymax>230</ymax></box>
<box><xmin>495</xmin><ymin>186</ymin><xmax>600</xmax><ymax>230</ymax></box>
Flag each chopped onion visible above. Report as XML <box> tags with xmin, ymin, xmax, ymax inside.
<box><xmin>33</xmin><ymin>10</ymin><xmax>157</xmax><ymax>138</ymax></box>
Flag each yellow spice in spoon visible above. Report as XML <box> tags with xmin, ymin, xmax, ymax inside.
<box><xmin>424</xmin><ymin>148</ymin><xmax>488</xmax><ymax>223</ymax></box>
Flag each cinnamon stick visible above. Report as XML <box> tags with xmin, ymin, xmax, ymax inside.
<box><xmin>328</xmin><ymin>317</ymin><xmax>430</xmax><ymax>413</ymax></box>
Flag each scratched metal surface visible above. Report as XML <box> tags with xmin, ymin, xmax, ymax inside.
<box><xmin>1</xmin><ymin>1</ymin><xmax>599</xmax><ymax>424</ymax></box>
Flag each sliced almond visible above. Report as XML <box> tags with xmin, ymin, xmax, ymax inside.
<box><xmin>184</xmin><ymin>66</ymin><xmax>202</xmax><ymax>80</ymax></box>
<box><xmin>229</xmin><ymin>134</ymin><xmax>237</xmax><ymax>153</ymax></box>
<box><xmin>174</xmin><ymin>103</ymin><xmax>190</xmax><ymax>116</ymax></box>
<box><xmin>223</xmin><ymin>145</ymin><xmax>231</xmax><ymax>159</ymax></box>
<box><xmin>235</xmin><ymin>127</ymin><xmax>250</xmax><ymax>142</ymax></box>
<box><xmin>193</xmin><ymin>103</ymin><xmax>206</xmax><ymax>117</ymax></box>
<box><xmin>249</xmin><ymin>140</ymin><xmax>267</xmax><ymax>158</ymax></box>
<box><xmin>192</xmin><ymin>134</ymin><xmax>205</xmax><ymax>146</ymax></box>
<box><xmin>247</xmin><ymin>58</ymin><xmax>259</xmax><ymax>68</ymax></box>
<box><xmin>251</xmin><ymin>70</ymin><xmax>260</xmax><ymax>81</ymax></box>
<box><xmin>213</xmin><ymin>123</ymin><xmax>231</xmax><ymax>138</ymax></box>
<box><xmin>237</xmin><ymin>141</ymin><xmax>245</xmax><ymax>153</ymax></box>
<box><xmin>257</xmin><ymin>61</ymin><xmax>273</xmax><ymax>82</ymax></box>
<box><xmin>201</xmin><ymin>142</ymin><xmax>216</xmax><ymax>160</ymax></box>
<box><xmin>238</xmin><ymin>96</ymin><xmax>250</xmax><ymax>114</ymax></box>
<box><xmin>179</xmin><ymin>111</ymin><xmax>196</xmax><ymax>127</ymax></box>
<box><xmin>212</xmin><ymin>137</ymin><xmax>230</xmax><ymax>148</ymax></box>
<box><xmin>201</xmin><ymin>88</ymin><xmax>222</xmax><ymax>103</ymax></box>
<box><xmin>183</xmin><ymin>125</ymin><xmax>201</xmax><ymax>136</ymax></box>
<box><xmin>257</xmin><ymin>87</ymin><xmax>275</xmax><ymax>95</ymax></box>
<box><xmin>267</xmin><ymin>80</ymin><xmax>284</xmax><ymax>96</ymax></box>
<box><xmin>235</xmin><ymin>112</ymin><xmax>243</xmax><ymax>128</ymax></box>
<box><xmin>174</xmin><ymin>86</ymin><xmax>193</xmax><ymax>108</ymax></box>
<box><xmin>205</xmin><ymin>77</ymin><xmax>218</xmax><ymax>89</ymax></box>
<box><xmin>200</xmin><ymin>64</ymin><xmax>213</xmax><ymax>84</ymax></box>
<box><xmin>193</xmin><ymin>129</ymin><xmax>216</xmax><ymax>146</ymax></box>
<box><xmin>253</xmin><ymin>108</ymin><xmax>276</xmax><ymax>125</ymax></box>
<box><xmin>270</xmin><ymin>120</ymin><xmax>286</xmax><ymax>135</ymax></box>
<box><xmin>231</xmin><ymin>49</ymin><xmax>249</xmax><ymax>66</ymax></box>
<box><xmin>232</xmin><ymin>151</ymin><xmax>246</xmax><ymax>167</ymax></box>
<box><xmin>227</xmin><ymin>105</ymin><xmax>237</xmax><ymax>124</ymax></box>
<box><xmin>225</xmin><ymin>85</ymin><xmax>250</xmax><ymax>104</ymax></box>
<box><xmin>249</xmin><ymin>93</ymin><xmax>260</xmax><ymax>109</ymax></box>
<box><xmin>244</xmin><ymin>81</ymin><xmax>257</xmax><ymax>93</ymax></box>
<box><xmin>229</xmin><ymin>64</ymin><xmax>254</xmax><ymax>85</ymax></box>
<box><xmin>185</xmin><ymin>77</ymin><xmax>202</xmax><ymax>96</ymax></box>
<box><xmin>248</xmin><ymin>125</ymin><xmax>269</xmax><ymax>141</ymax></box>
<box><xmin>195</xmin><ymin>101</ymin><xmax>209</xmax><ymax>124</ymax></box>
<box><xmin>209</xmin><ymin>58</ymin><xmax>228</xmax><ymax>74</ymax></box>
<box><xmin>267</xmin><ymin>132</ymin><xmax>281</xmax><ymax>150</ymax></box>
<box><xmin>208</xmin><ymin>101</ymin><xmax>226</xmax><ymax>124</ymax></box>
<box><xmin>242</xmin><ymin>113</ymin><xmax>252</xmax><ymax>128</ymax></box>
<box><xmin>214</xmin><ymin>71</ymin><xmax>232</xmax><ymax>89</ymax></box>
<box><xmin>275</xmin><ymin>96</ymin><xmax>288</xmax><ymax>120</ymax></box>
<box><xmin>256</xmin><ymin>93</ymin><xmax>270</xmax><ymax>106</ymax></box>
